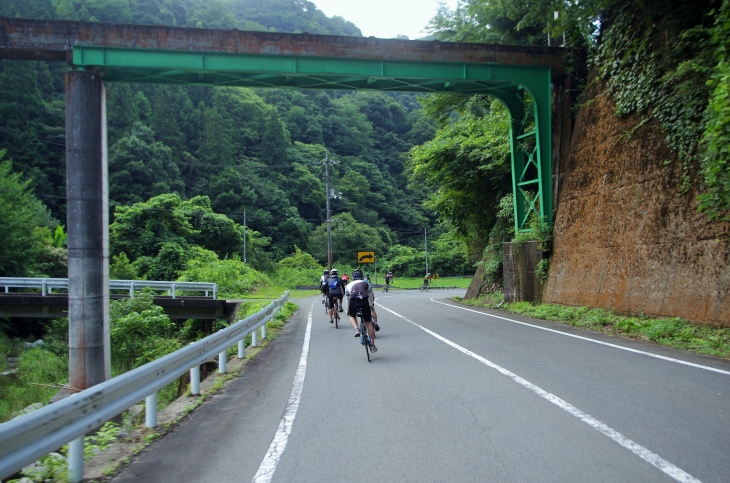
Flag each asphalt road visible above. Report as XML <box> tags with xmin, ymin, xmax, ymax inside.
<box><xmin>112</xmin><ymin>290</ymin><xmax>730</xmax><ymax>482</ymax></box>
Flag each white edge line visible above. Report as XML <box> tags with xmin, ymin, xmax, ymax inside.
<box><xmin>378</xmin><ymin>305</ymin><xmax>702</xmax><ymax>483</ymax></box>
<box><xmin>251</xmin><ymin>301</ymin><xmax>313</xmax><ymax>483</ymax></box>
<box><xmin>424</xmin><ymin>299</ymin><xmax>730</xmax><ymax>377</ymax></box>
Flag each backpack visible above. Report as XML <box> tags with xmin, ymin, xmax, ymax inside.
<box><xmin>327</xmin><ymin>277</ymin><xmax>342</xmax><ymax>294</ymax></box>
<box><xmin>349</xmin><ymin>280</ymin><xmax>368</xmax><ymax>300</ymax></box>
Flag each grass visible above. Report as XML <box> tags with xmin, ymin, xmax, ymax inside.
<box><xmin>456</xmin><ymin>296</ymin><xmax>730</xmax><ymax>360</ymax></box>
<box><xmin>0</xmin><ymin>347</ymin><xmax>68</xmax><ymax>423</ymax></box>
<box><xmin>373</xmin><ymin>276</ymin><xmax>472</xmax><ymax>290</ymax></box>
<box><xmin>247</xmin><ymin>277</ymin><xmax>472</xmax><ymax>299</ymax></box>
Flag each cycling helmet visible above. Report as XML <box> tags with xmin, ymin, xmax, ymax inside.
<box><xmin>427</xmin><ymin>272</ymin><xmax>431</xmax><ymax>276</ymax></box>
<box><xmin>330</xmin><ymin>268</ymin><xmax>338</xmax><ymax>276</ymax></box>
<box><xmin>323</xmin><ymin>270</ymin><xmax>329</xmax><ymax>275</ymax></box>
<box><xmin>352</xmin><ymin>269</ymin><xmax>364</xmax><ymax>280</ymax></box>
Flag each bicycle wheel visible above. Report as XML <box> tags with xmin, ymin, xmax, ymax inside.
<box><xmin>425</xmin><ymin>284</ymin><xmax>430</xmax><ymax>292</ymax></box>
<box><xmin>361</xmin><ymin>320</ymin><xmax>371</xmax><ymax>362</ymax></box>
<box><xmin>419</xmin><ymin>284</ymin><xmax>425</xmax><ymax>292</ymax></box>
<box><xmin>333</xmin><ymin>301</ymin><xmax>339</xmax><ymax>328</ymax></box>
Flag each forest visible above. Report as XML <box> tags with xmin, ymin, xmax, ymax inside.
<box><xmin>0</xmin><ymin>0</ymin><xmax>489</xmax><ymax>288</ymax></box>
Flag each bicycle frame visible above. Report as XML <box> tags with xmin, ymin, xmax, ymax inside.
<box><xmin>356</xmin><ymin>309</ymin><xmax>372</xmax><ymax>362</ymax></box>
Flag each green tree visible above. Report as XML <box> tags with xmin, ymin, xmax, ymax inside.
<box><xmin>307</xmin><ymin>212</ymin><xmax>386</xmax><ymax>266</ymax></box>
<box><xmin>0</xmin><ymin>61</ymin><xmax>66</xmax><ymax>218</ymax></box>
<box><xmin>181</xmin><ymin>195</ymin><xmax>244</xmax><ymax>259</ymax></box>
<box><xmin>0</xmin><ymin>157</ymin><xmax>59</xmax><ymax>277</ymax></box>
<box><xmin>0</xmin><ymin>0</ymin><xmax>55</xmax><ymax>18</ymax></box>
<box><xmin>109</xmin><ymin>294</ymin><xmax>177</xmax><ymax>371</ymax></box>
<box><xmin>109</xmin><ymin>122</ymin><xmax>185</xmax><ymax>207</ymax></box>
<box><xmin>407</xmin><ymin>97</ymin><xmax>512</xmax><ymax>259</ymax></box>
<box><xmin>110</xmin><ymin>193</ymin><xmax>194</xmax><ymax>262</ymax></box>
<box><xmin>428</xmin><ymin>0</ymin><xmax>604</xmax><ymax>47</ymax></box>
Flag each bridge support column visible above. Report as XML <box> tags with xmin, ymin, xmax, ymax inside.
<box><xmin>66</xmin><ymin>70</ymin><xmax>110</xmax><ymax>392</ymax></box>
<box><xmin>503</xmin><ymin>241</ymin><xmax>544</xmax><ymax>303</ymax></box>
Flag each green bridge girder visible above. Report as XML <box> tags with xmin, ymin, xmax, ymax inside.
<box><xmin>72</xmin><ymin>44</ymin><xmax>553</xmax><ymax>232</ymax></box>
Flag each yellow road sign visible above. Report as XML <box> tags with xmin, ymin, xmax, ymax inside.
<box><xmin>357</xmin><ymin>251</ymin><xmax>375</xmax><ymax>263</ymax></box>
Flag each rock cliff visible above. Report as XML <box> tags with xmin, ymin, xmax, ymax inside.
<box><xmin>543</xmin><ymin>76</ymin><xmax>730</xmax><ymax>327</ymax></box>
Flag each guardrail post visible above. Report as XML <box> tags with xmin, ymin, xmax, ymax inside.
<box><xmin>213</xmin><ymin>286</ymin><xmax>217</xmax><ymax>299</ymax></box>
<box><xmin>42</xmin><ymin>279</ymin><xmax>47</xmax><ymax>296</ymax></box>
<box><xmin>238</xmin><ymin>339</ymin><xmax>245</xmax><ymax>359</ymax></box>
<box><xmin>68</xmin><ymin>436</ymin><xmax>84</xmax><ymax>482</ymax></box>
<box><xmin>218</xmin><ymin>351</ymin><xmax>226</xmax><ymax>373</ymax></box>
<box><xmin>171</xmin><ymin>283</ymin><xmax>176</xmax><ymax>299</ymax></box>
<box><xmin>190</xmin><ymin>365</ymin><xmax>200</xmax><ymax>395</ymax></box>
<box><xmin>252</xmin><ymin>330</ymin><xmax>258</xmax><ymax>348</ymax></box>
<box><xmin>145</xmin><ymin>392</ymin><xmax>157</xmax><ymax>428</ymax></box>
<box><xmin>261</xmin><ymin>323</ymin><xmax>267</xmax><ymax>340</ymax></box>
<box><xmin>129</xmin><ymin>282</ymin><xmax>134</xmax><ymax>298</ymax></box>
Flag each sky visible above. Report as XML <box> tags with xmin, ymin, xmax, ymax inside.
<box><xmin>311</xmin><ymin>0</ymin><xmax>460</xmax><ymax>40</ymax></box>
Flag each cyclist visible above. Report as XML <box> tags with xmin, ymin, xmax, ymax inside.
<box><xmin>319</xmin><ymin>270</ymin><xmax>329</xmax><ymax>304</ymax></box>
<box><xmin>423</xmin><ymin>272</ymin><xmax>432</xmax><ymax>288</ymax></box>
<box><xmin>365</xmin><ymin>273</ymin><xmax>380</xmax><ymax>331</ymax></box>
<box><xmin>345</xmin><ymin>269</ymin><xmax>377</xmax><ymax>352</ymax></box>
<box><xmin>341</xmin><ymin>272</ymin><xmax>349</xmax><ymax>284</ymax></box>
<box><xmin>384</xmin><ymin>271</ymin><xmax>393</xmax><ymax>290</ymax></box>
<box><xmin>325</xmin><ymin>268</ymin><xmax>345</xmax><ymax>324</ymax></box>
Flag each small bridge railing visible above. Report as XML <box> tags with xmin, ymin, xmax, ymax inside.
<box><xmin>0</xmin><ymin>290</ymin><xmax>289</xmax><ymax>482</ymax></box>
<box><xmin>0</xmin><ymin>277</ymin><xmax>217</xmax><ymax>299</ymax></box>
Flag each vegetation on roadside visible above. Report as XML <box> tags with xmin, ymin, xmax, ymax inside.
<box><xmin>1</xmin><ymin>297</ymin><xmax>297</xmax><ymax>481</ymax></box>
<box><xmin>456</xmin><ymin>296</ymin><xmax>730</xmax><ymax>360</ymax></box>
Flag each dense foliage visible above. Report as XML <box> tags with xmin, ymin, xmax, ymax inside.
<box><xmin>593</xmin><ymin>0</ymin><xmax>728</xmax><ymax>219</ymax></box>
<box><xmin>0</xmin><ymin>0</ymin><xmax>478</xmax><ymax>281</ymax></box>
<box><xmin>0</xmin><ymin>155</ymin><xmax>65</xmax><ymax>277</ymax></box>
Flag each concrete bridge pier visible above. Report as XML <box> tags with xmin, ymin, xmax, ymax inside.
<box><xmin>503</xmin><ymin>241</ymin><xmax>545</xmax><ymax>303</ymax></box>
<box><xmin>65</xmin><ymin>70</ymin><xmax>110</xmax><ymax>392</ymax></box>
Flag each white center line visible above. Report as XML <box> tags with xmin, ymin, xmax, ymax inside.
<box><xmin>428</xmin><ymin>299</ymin><xmax>730</xmax><ymax>376</ymax></box>
<box><xmin>252</xmin><ymin>302</ymin><xmax>313</xmax><ymax>483</ymax></box>
<box><xmin>378</xmin><ymin>304</ymin><xmax>702</xmax><ymax>483</ymax></box>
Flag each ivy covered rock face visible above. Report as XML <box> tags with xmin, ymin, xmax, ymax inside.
<box><xmin>544</xmin><ymin>77</ymin><xmax>730</xmax><ymax>326</ymax></box>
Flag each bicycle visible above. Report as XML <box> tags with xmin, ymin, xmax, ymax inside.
<box><xmin>356</xmin><ymin>308</ymin><xmax>372</xmax><ymax>362</ymax></box>
<box><xmin>332</xmin><ymin>298</ymin><xmax>340</xmax><ymax>329</ymax></box>
<box><xmin>419</xmin><ymin>281</ymin><xmax>430</xmax><ymax>292</ymax></box>
<box><xmin>382</xmin><ymin>283</ymin><xmax>389</xmax><ymax>293</ymax></box>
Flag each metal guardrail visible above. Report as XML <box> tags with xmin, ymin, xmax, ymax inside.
<box><xmin>0</xmin><ymin>290</ymin><xmax>289</xmax><ymax>481</ymax></box>
<box><xmin>0</xmin><ymin>277</ymin><xmax>217</xmax><ymax>299</ymax></box>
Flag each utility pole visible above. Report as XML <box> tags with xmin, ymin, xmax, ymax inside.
<box><xmin>322</xmin><ymin>150</ymin><xmax>339</xmax><ymax>271</ymax></box>
<box><xmin>243</xmin><ymin>209</ymin><xmax>247</xmax><ymax>266</ymax></box>
<box><xmin>425</xmin><ymin>227</ymin><xmax>429</xmax><ymax>275</ymax></box>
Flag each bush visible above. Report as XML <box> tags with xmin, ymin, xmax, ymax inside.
<box><xmin>110</xmin><ymin>294</ymin><xmax>176</xmax><ymax>373</ymax></box>
<box><xmin>0</xmin><ymin>347</ymin><xmax>67</xmax><ymax>423</ymax></box>
<box><xmin>179</xmin><ymin>249</ymin><xmax>271</xmax><ymax>297</ymax></box>
<box><xmin>270</xmin><ymin>247</ymin><xmax>324</xmax><ymax>288</ymax></box>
